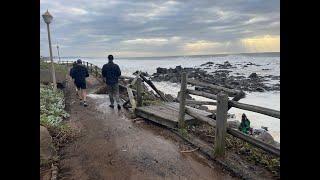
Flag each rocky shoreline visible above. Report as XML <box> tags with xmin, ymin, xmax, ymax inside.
<box><xmin>141</xmin><ymin>61</ymin><xmax>280</xmax><ymax>93</ymax></box>
<box><xmin>131</xmin><ymin>61</ymin><xmax>280</xmax><ymax>147</ymax></box>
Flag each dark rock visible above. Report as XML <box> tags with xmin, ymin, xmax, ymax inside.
<box><xmin>249</xmin><ymin>73</ymin><xmax>258</xmax><ymax>78</ymax></box>
<box><xmin>256</xmin><ymin>87</ymin><xmax>265</xmax><ymax>92</ymax></box>
<box><xmin>255</xmin><ymin>132</ymin><xmax>275</xmax><ymax>144</ymax></box>
<box><xmin>141</xmin><ymin>72</ymin><xmax>149</xmax><ymax>77</ymax></box>
<box><xmin>156</xmin><ymin>67</ymin><xmax>167</xmax><ymax>74</ymax></box>
<box><xmin>200</xmin><ymin>62</ymin><xmax>214</xmax><ymax>66</ymax></box>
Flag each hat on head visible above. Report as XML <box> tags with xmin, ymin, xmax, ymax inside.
<box><xmin>77</xmin><ymin>59</ymin><xmax>82</xmax><ymax>64</ymax></box>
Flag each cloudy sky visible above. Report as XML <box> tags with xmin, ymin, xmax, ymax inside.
<box><xmin>40</xmin><ymin>0</ymin><xmax>280</xmax><ymax>58</ymax></box>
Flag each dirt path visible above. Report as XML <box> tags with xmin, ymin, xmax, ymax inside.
<box><xmin>58</xmin><ymin>74</ymin><xmax>235</xmax><ymax>180</ymax></box>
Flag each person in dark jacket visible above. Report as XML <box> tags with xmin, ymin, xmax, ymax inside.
<box><xmin>71</xmin><ymin>59</ymin><xmax>89</xmax><ymax>107</ymax></box>
<box><xmin>102</xmin><ymin>54</ymin><xmax>121</xmax><ymax>109</ymax></box>
<box><xmin>69</xmin><ymin>61</ymin><xmax>78</xmax><ymax>95</ymax></box>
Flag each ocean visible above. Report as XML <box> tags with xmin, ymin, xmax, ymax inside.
<box><xmin>57</xmin><ymin>52</ymin><xmax>280</xmax><ymax>142</ymax></box>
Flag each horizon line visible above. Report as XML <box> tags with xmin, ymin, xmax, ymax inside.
<box><xmin>41</xmin><ymin>51</ymin><xmax>280</xmax><ymax>59</ymax></box>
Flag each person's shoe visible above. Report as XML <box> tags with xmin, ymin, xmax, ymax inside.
<box><xmin>83</xmin><ymin>102</ymin><xmax>88</xmax><ymax>107</ymax></box>
<box><xmin>117</xmin><ymin>104</ymin><xmax>121</xmax><ymax>110</ymax></box>
<box><xmin>109</xmin><ymin>104</ymin><xmax>114</xmax><ymax>108</ymax></box>
<box><xmin>80</xmin><ymin>100</ymin><xmax>83</xmax><ymax>105</ymax></box>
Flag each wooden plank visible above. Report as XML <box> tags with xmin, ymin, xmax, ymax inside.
<box><xmin>135</xmin><ymin>108</ymin><xmax>177</xmax><ymax>128</ymax></box>
<box><xmin>185</xmin><ymin>107</ymin><xmax>216</xmax><ymax>127</ymax></box>
<box><xmin>156</xmin><ymin>104</ymin><xmax>195</xmax><ymax>121</ymax></box>
<box><xmin>212</xmin><ymin>90</ymin><xmax>245</xmax><ymax>120</ymax></box>
<box><xmin>229</xmin><ymin>100</ymin><xmax>280</xmax><ymax>119</ymax></box>
<box><xmin>127</xmin><ymin>85</ymin><xmax>136</xmax><ymax>110</ymax></box>
<box><xmin>165</xmin><ymin>102</ymin><xmax>212</xmax><ymax>117</ymax></box>
<box><xmin>185</xmin><ymin>100</ymin><xmax>217</xmax><ymax>106</ymax></box>
<box><xmin>140</xmin><ymin>74</ymin><xmax>168</xmax><ymax>102</ymax></box>
<box><xmin>227</xmin><ymin>127</ymin><xmax>280</xmax><ymax>156</ymax></box>
<box><xmin>146</xmin><ymin>105</ymin><xmax>182</xmax><ymax>119</ymax></box>
<box><xmin>214</xmin><ymin>93</ymin><xmax>228</xmax><ymax>156</ymax></box>
<box><xmin>137</xmin><ymin>78</ymin><xmax>142</xmax><ymax>107</ymax></box>
<box><xmin>187</xmin><ymin>79</ymin><xmax>238</xmax><ymax>96</ymax></box>
<box><xmin>136</xmin><ymin>106</ymin><xmax>199</xmax><ymax>128</ymax></box>
<box><xmin>130</xmin><ymin>71</ymin><xmax>142</xmax><ymax>86</ymax></box>
<box><xmin>188</xmin><ymin>89</ymin><xmax>279</xmax><ymax>119</ymax></box>
<box><xmin>187</xmin><ymin>89</ymin><xmax>218</xmax><ymax>100</ymax></box>
<box><xmin>135</xmin><ymin>107</ymin><xmax>178</xmax><ymax>128</ymax></box>
<box><xmin>147</xmin><ymin>104</ymin><xmax>194</xmax><ymax>121</ymax></box>
<box><xmin>178</xmin><ymin>72</ymin><xmax>187</xmax><ymax>128</ymax></box>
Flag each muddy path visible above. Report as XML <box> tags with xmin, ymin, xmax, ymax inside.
<box><xmin>58</xmin><ymin>74</ymin><xmax>236</xmax><ymax>180</ymax></box>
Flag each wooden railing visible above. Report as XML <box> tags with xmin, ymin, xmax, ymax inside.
<box><xmin>178</xmin><ymin>72</ymin><xmax>280</xmax><ymax>157</ymax></box>
<box><xmin>56</xmin><ymin>61</ymin><xmax>280</xmax><ymax>156</ymax></box>
<box><xmin>124</xmin><ymin>71</ymin><xmax>168</xmax><ymax>111</ymax></box>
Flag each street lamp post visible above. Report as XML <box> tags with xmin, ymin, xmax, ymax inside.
<box><xmin>42</xmin><ymin>10</ymin><xmax>57</xmax><ymax>91</ymax></box>
<box><xmin>57</xmin><ymin>45</ymin><xmax>61</xmax><ymax>64</ymax></box>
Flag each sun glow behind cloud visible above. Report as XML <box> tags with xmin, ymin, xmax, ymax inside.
<box><xmin>241</xmin><ymin>35</ymin><xmax>280</xmax><ymax>52</ymax></box>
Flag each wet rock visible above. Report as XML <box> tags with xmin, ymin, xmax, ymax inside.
<box><xmin>227</xmin><ymin>120</ymin><xmax>240</xmax><ymax>129</ymax></box>
<box><xmin>156</xmin><ymin>67</ymin><xmax>167</xmax><ymax>74</ymax></box>
<box><xmin>255</xmin><ymin>87</ymin><xmax>265</xmax><ymax>92</ymax></box>
<box><xmin>198</xmin><ymin>105</ymin><xmax>210</xmax><ymax>112</ymax></box>
<box><xmin>175</xmin><ymin>65</ymin><xmax>183</xmax><ymax>72</ymax></box>
<box><xmin>249</xmin><ymin>73</ymin><xmax>258</xmax><ymax>78</ymax></box>
<box><xmin>230</xmin><ymin>81</ymin><xmax>240</xmax><ymax>85</ymax></box>
<box><xmin>255</xmin><ymin>131</ymin><xmax>275</xmax><ymax>144</ymax></box>
<box><xmin>200</xmin><ymin>62</ymin><xmax>214</xmax><ymax>66</ymax></box>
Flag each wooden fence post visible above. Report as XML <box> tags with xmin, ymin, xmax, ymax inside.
<box><xmin>66</xmin><ymin>61</ymin><xmax>68</xmax><ymax>66</ymax></box>
<box><xmin>137</xmin><ymin>78</ymin><xmax>142</xmax><ymax>107</ymax></box>
<box><xmin>90</xmin><ymin>64</ymin><xmax>93</xmax><ymax>73</ymax></box>
<box><xmin>95</xmin><ymin>66</ymin><xmax>98</xmax><ymax>77</ymax></box>
<box><xmin>214</xmin><ymin>92</ymin><xmax>228</xmax><ymax>156</ymax></box>
<box><xmin>178</xmin><ymin>72</ymin><xmax>187</xmax><ymax>128</ymax></box>
<box><xmin>86</xmin><ymin>62</ymin><xmax>89</xmax><ymax>69</ymax></box>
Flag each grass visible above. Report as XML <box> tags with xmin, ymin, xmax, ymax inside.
<box><xmin>185</xmin><ymin>124</ymin><xmax>280</xmax><ymax>177</ymax></box>
<box><xmin>40</xmin><ymin>57</ymin><xmax>68</xmax><ymax>76</ymax></box>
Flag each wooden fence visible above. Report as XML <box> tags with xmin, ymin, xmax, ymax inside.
<box><xmin>178</xmin><ymin>72</ymin><xmax>280</xmax><ymax>157</ymax></box>
<box><xmin>56</xmin><ymin>60</ymin><xmax>280</xmax><ymax>157</ymax></box>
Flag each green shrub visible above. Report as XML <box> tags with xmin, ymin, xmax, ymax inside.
<box><xmin>40</xmin><ymin>83</ymin><xmax>69</xmax><ymax>126</ymax></box>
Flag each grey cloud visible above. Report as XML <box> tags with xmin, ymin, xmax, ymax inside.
<box><xmin>40</xmin><ymin>0</ymin><xmax>279</xmax><ymax>57</ymax></box>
